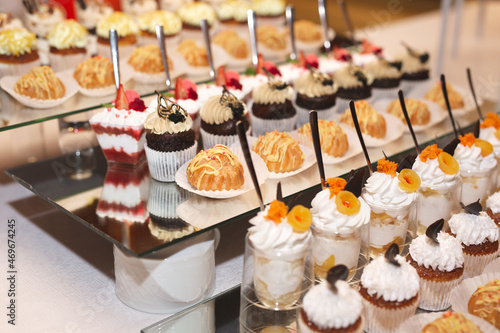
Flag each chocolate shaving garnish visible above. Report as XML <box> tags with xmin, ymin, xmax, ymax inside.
<box><xmin>352</xmin><ymin>68</ymin><xmax>368</xmax><ymax>86</ymax></box>
<box><xmin>264</xmin><ymin>68</ymin><xmax>288</xmax><ymax>90</ymax></box>
<box><xmin>388</xmin><ymin>61</ymin><xmax>402</xmax><ymax>71</ymax></box>
<box><xmin>460</xmin><ymin>200</ymin><xmax>482</xmax><ymax>216</ymax></box>
<box><xmin>345</xmin><ymin>169</ymin><xmax>365</xmax><ymax>198</ymax></box>
<box><xmin>76</xmin><ymin>0</ymin><xmax>87</xmax><ymax>10</ymax></box>
<box><xmin>326</xmin><ymin>265</ymin><xmax>349</xmax><ymax>293</ymax></box>
<box><xmin>442</xmin><ymin>138</ymin><xmax>460</xmax><ymax>156</ymax></box>
<box><xmin>397</xmin><ymin>153</ymin><xmax>416</xmax><ymax>173</ymax></box>
<box><xmin>402</xmin><ymin>42</ymin><xmax>429</xmax><ymax>64</ymax></box>
<box><xmin>155</xmin><ymin>91</ymin><xmax>187</xmax><ymax>123</ymax></box>
<box><xmin>308</xmin><ymin>64</ymin><xmax>334</xmax><ymax>86</ymax></box>
<box><xmin>473</xmin><ymin>120</ymin><xmax>480</xmax><ymax>138</ymax></box>
<box><xmin>220</xmin><ymin>85</ymin><xmax>245</xmax><ymax>117</ymax></box>
<box><xmin>384</xmin><ymin>243</ymin><xmax>401</xmax><ymax>267</ymax></box>
<box><xmin>426</xmin><ymin>219</ymin><xmax>444</xmax><ymax>244</ymax></box>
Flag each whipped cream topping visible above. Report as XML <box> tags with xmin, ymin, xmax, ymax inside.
<box><xmin>412</xmin><ymin>156</ymin><xmax>459</xmax><ymax>188</ymax></box>
<box><xmin>360</xmin><ymin>254</ymin><xmax>419</xmax><ymax>302</ymax></box>
<box><xmin>178</xmin><ymin>2</ymin><xmax>217</xmax><ymax>27</ymax></box>
<box><xmin>448</xmin><ymin>212</ymin><xmax>499</xmax><ymax>246</ymax></box>
<box><xmin>122</xmin><ymin>0</ymin><xmax>157</xmax><ymax>17</ymax></box>
<box><xmin>76</xmin><ymin>1</ymin><xmax>114</xmax><ymax>30</ymax></box>
<box><xmin>302</xmin><ymin>280</ymin><xmax>362</xmax><ymax>329</ymax></box>
<box><xmin>479</xmin><ymin>127</ymin><xmax>500</xmax><ymax>149</ymax></box>
<box><xmin>25</xmin><ymin>4</ymin><xmax>65</xmax><ymax>38</ymax></box>
<box><xmin>486</xmin><ymin>191</ymin><xmax>500</xmax><ymax>214</ymax></box>
<box><xmin>252</xmin><ymin>82</ymin><xmax>294</xmax><ymax>104</ymax></box>
<box><xmin>47</xmin><ymin>19</ymin><xmax>88</xmax><ymax>50</ymax></box>
<box><xmin>397</xmin><ymin>51</ymin><xmax>428</xmax><ymax>74</ymax></box>
<box><xmin>364</xmin><ymin>59</ymin><xmax>401</xmax><ymax>79</ymax></box>
<box><xmin>454</xmin><ymin>143</ymin><xmax>498</xmax><ymax>171</ymax></box>
<box><xmin>333</xmin><ymin>66</ymin><xmax>373</xmax><ymax>89</ymax></box>
<box><xmin>409</xmin><ymin>232</ymin><xmax>464</xmax><ymax>272</ymax></box>
<box><xmin>0</xmin><ymin>13</ymin><xmax>24</xmax><ymax>31</ymax></box>
<box><xmin>90</xmin><ymin>107</ymin><xmax>148</xmax><ymax>129</ymax></box>
<box><xmin>138</xmin><ymin>10</ymin><xmax>182</xmax><ymax>35</ymax></box>
<box><xmin>144</xmin><ymin>106</ymin><xmax>192</xmax><ymax>135</ymax></box>
<box><xmin>248</xmin><ymin>206</ymin><xmax>311</xmax><ymax>252</ymax></box>
<box><xmin>294</xmin><ymin>72</ymin><xmax>337</xmax><ymax>98</ymax></box>
<box><xmin>148</xmin><ymin>96</ymin><xmax>201</xmax><ymax>117</ymax></box>
<box><xmin>0</xmin><ymin>28</ymin><xmax>37</xmax><ymax>56</ymax></box>
<box><xmin>217</xmin><ymin>0</ymin><xmax>250</xmax><ymax>22</ymax></box>
<box><xmin>96</xmin><ymin>12</ymin><xmax>138</xmax><ymax>39</ymax></box>
<box><xmin>311</xmin><ymin>189</ymin><xmax>370</xmax><ymax>235</ymax></box>
<box><xmin>200</xmin><ymin>95</ymin><xmax>247</xmax><ymax>125</ymax></box>
<box><xmin>251</xmin><ymin>0</ymin><xmax>285</xmax><ymax>16</ymax></box>
<box><xmin>362</xmin><ymin>172</ymin><xmax>418</xmax><ymax>217</ymax></box>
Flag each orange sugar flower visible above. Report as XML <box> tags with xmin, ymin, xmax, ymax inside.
<box><xmin>377</xmin><ymin>158</ymin><xmax>397</xmax><ymax>177</ymax></box>
<box><xmin>419</xmin><ymin>144</ymin><xmax>442</xmax><ymax>162</ymax></box>
<box><xmin>480</xmin><ymin>112</ymin><xmax>500</xmax><ymax>129</ymax></box>
<box><xmin>326</xmin><ymin>177</ymin><xmax>347</xmax><ymax>199</ymax></box>
<box><xmin>265</xmin><ymin>200</ymin><xmax>288</xmax><ymax>224</ymax></box>
<box><xmin>459</xmin><ymin>133</ymin><xmax>476</xmax><ymax>147</ymax></box>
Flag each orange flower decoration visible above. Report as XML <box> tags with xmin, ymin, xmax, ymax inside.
<box><xmin>265</xmin><ymin>200</ymin><xmax>288</xmax><ymax>224</ymax></box>
<box><xmin>459</xmin><ymin>133</ymin><xmax>476</xmax><ymax>147</ymax></box>
<box><xmin>480</xmin><ymin>113</ymin><xmax>500</xmax><ymax>129</ymax></box>
<box><xmin>419</xmin><ymin>144</ymin><xmax>442</xmax><ymax>162</ymax></box>
<box><xmin>377</xmin><ymin>158</ymin><xmax>397</xmax><ymax>177</ymax></box>
<box><xmin>326</xmin><ymin>177</ymin><xmax>347</xmax><ymax>199</ymax></box>
<box><xmin>287</xmin><ymin>205</ymin><xmax>312</xmax><ymax>233</ymax></box>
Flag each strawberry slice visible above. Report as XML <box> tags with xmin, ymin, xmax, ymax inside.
<box><xmin>115</xmin><ymin>84</ymin><xmax>129</xmax><ymax>110</ymax></box>
<box><xmin>225</xmin><ymin>70</ymin><xmax>242</xmax><ymax>90</ymax></box>
<box><xmin>306</xmin><ymin>53</ymin><xmax>319</xmax><ymax>69</ymax></box>
<box><xmin>182</xmin><ymin>79</ymin><xmax>198</xmax><ymax>100</ymax></box>
<box><xmin>299</xmin><ymin>51</ymin><xmax>307</xmax><ymax>68</ymax></box>
<box><xmin>361</xmin><ymin>39</ymin><xmax>382</xmax><ymax>55</ymax></box>
<box><xmin>216</xmin><ymin>66</ymin><xmax>227</xmax><ymax>86</ymax></box>
<box><xmin>264</xmin><ymin>61</ymin><xmax>281</xmax><ymax>76</ymax></box>
<box><xmin>333</xmin><ymin>46</ymin><xmax>352</xmax><ymax>61</ymax></box>
<box><xmin>174</xmin><ymin>77</ymin><xmax>188</xmax><ymax>100</ymax></box>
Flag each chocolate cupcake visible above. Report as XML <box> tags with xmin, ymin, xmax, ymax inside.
<box><xmin>333</xmin><ymin>65</ymin><xmax>373</xmax><ymax>114</ymax></box>
<box><xmin>397</xmin><ymin>44</ymin><xmax>430</xmax><ymax>94</ymax></box>
<box><xmin>144</xmin><ymin>92</ymin><xmax>197</xmax><ymax>182</ymax></box>
<box><xmin>200</xmin><ymin>86</ymin><xmax>250</xmax><ymax>149</ymax></box>
<box><xmin>364</xmin><ymin>58</ymin><xmax>402</xmax><ymax>101</ymax></box>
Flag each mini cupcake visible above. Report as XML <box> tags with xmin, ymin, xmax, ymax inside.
<box><xmin>199</xmin><ymin>86</ymin><xmax>249</xmax><ymax>148</ymax></box>
<box><xmin>144</xmin><ymin>92</ymin><xmax>197</xmax><ymax>182</ymax></box>
<box><xmin>250</xmin><ymin>76</ymin><xmax>296</xmax><ymax>137</ymax></box>
<box><xmin>333</xmin><ymin>64</ymin><xmax>373</xmax><ymax>113</ymax></box>
<box><xmin>96</xmin><ymin>12</ymin><xmax>138</xmax><ymax>60</ymax></box>
<box><xmin>364</xmin><ymin>58</ymin><xmax>402</xmax><ymax>101</ymax></box>
<box><xmin>127</xmin><ymin>44</ymin><xmax>173</xmax><ymax>84</ymax></box>
<box><xmin>448</xmin><ymin>201</ymin><xmax>500</xmax><ymax>278</ymax></box>
<box><xmin>75</xmin><ymin>0</ymin><xmax>114</xmax><ymax>35</ymax></box>
<box><xmin>137</xmin><ymin>10</ymin><xmax>182</xmax><ymax>47</ymax></box>
<box><xmin>121</xmin><ymin>0</ymin><xmax>158</xmax><ymax>17</ymax></box>
<box><xmin>47</xmin><ymin>19</ymin><xmax>88</xmax><ymax>72</ymax></box>
<box><xmin>397</xmin><ymin>45</ymin><xmax>430</xmax><ymax>94</ymax></box>
<box><xmin>0</xmin><ymin>12</ymin><xmax>24</xmax><ymax>32</ymax></box>
<box><xmin>406</xmin><ymin>219</ymin><xmax>464</xmax><ymax>311</ymax></box>
<box><xmin>359</xmin><ymin>244</ymin><xmax>420</xmax><ymax>333</ymax></box>
<box><xmin>299</xmin><ymin>266</ymin><xmax>365</xmax><ymax>333</ymax></box>
<box><xmin>216</xmin><ymin>0</ymin><xmax>249</xmax><ymax>32</ymax></box>
<box><xmin>251</xmin><ymin>0</ymin><xmax>286</xmax><ymax>27</ymax></box>
<box><xmin>177</xmin><ymin>1</ymin><xmax>217</xmax><ymax>40</ymax></box>
<box><xmin>23</xmin><ymin>0</ymin><xmax>66</xmax><ymax>38</ymax></box>
<box><xmin>0</xmin><ymin>28</ymin><xmax>40</xmax><ymax>77</ymax></box>
<box><xmin>485</xmin><ymin>191</ymin><xmax>500</xmax><ymax>227</ymax></box>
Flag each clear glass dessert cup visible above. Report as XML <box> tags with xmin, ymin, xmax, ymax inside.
<box><xmin>416</xmin><ymin>178</ymin><xmax>462</xmax><ymax>236</ymax></box>
<box><xmin>460</xmin><ymin>165</ymin><xmax>498</xmax><ymax>206</ymax></box>
<box><xmin>311</xmin><ymin>223</ymin><xmax>369</xmax><ymax>285</ymax></box>
<box><xmin>240</xmin><ymin>234</ymin><xmax>314</xmax><ymax>332</ymax></box>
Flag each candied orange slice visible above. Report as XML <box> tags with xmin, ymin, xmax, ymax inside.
<box><xmin>335</xmin><ymin>191</ymin><xmax>361</xmax><ymax>215</ymax></box>
<box><xmin>287</xmin><ymin>205</ymin><xmax>312</xmax><ymax>232</ymax></box>
<box><xmin>376</xmin><ymin>158</ymin><xmax>397</xmax><ymax>177</ymax></box>
<box><xmin>327</xmin><ymin>177</ymin><xmax>347</xmax><ymax>199</ymax></box>
<box><xmin>265</xmin><ymin>200</ymin><xmax>288</xmax><ymax>223</ymax></box>
<box><xmin>495</xmin><ymin>130</ymin><xmax>500</xmax><ymax>142</ymax></box>
<box><xmin>459</xmin><ymin>133</ymin><xmax>476</xmax><ymax>147</ymax></box>
<box><xmin>475</xmin><ymin>138</ymin><xmax>494</xmax><ymax>157</ymax></box>
<box><xmin>419</xmin><ymin>144</ymin><xmax>442</xmax><ymax>162</ymax></box>
<box><xmin>481</xmin><ymin>112</ymin><xmax>500</xmax><ymax>129</ymax></box>
<box><xmin>437</xmin><ymin>151</ymin><xmax>459</xmax><ymax>175</ymax></box>
<box><xmin>398</xmin><ymin>169</ymin><xmax>421</xmax><ymax>192</ymax></box>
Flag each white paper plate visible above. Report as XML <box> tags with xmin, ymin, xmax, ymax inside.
<box><xmin>372</xmin><ymin>98</ymin><xmax>446</xmax><ymax>133</ymax></box>
<box><xmin>399</xmin><ymin>311</ymin><xmax>497</xmax><ymax>333</ymax></box>
<box><xmin>76</xmin><ymin>61</ymin><xmax>134</xmax><ymax>97</ymax></box>
<box><xmin>0</xmin><ymin>69</ymin><xmax>79</xmax><ymax>109</ymax></box>
<box><xmin>450</xmin><ymin>272</ymin><xmax>500</xmax><ymax>314</ymax></box>
<box><xmin>174</xmin><ymin>147</ymin><xmax>268</xmax><ymax>199</ymax></box>
<box><xmin>171</xmin><ymin>43</ymin><xmax>229</xmax><ymax>78</ymax></box>
<box><xmin>482</xmin><ymin>257</ymin><xmax>500</xmax><ymax>274</ymax></box>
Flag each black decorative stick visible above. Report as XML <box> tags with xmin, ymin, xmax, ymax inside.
<box><xmin>349</xmin><ymin>100</ymin><xmax>373</xmax><ymax>174</ymax></box>
<box><xmin>466</xmin><ymin>68</ymin><xmax>483</xmax><ymax>121</ymax></box>
<box><xmin>398</xmin><ymin>90</ymin><xmax>420</xmax><ymax>154</ymax></box>
<box><xmin>276</xmin><ymin>182</ymin><xmax>283</xmax><ymax>202</ymax></box>
<box><xmin>441</xmin><ymin>74</ymin><xmax>459</xmax><ymax>139</ymax></box>
<box><xmin>309</xmin><ymin>110</ymin><xmax>327</xmax><ymax>189</ymax></box>
<box><xmin>236</xmin><ymin>121</ymin><xmax>265</xmax><ymax>211</ymax></box>
<box><xmin>426</xmin><ymin>219</ymin><xmax>444</xmax><ymax>244</ymax></box>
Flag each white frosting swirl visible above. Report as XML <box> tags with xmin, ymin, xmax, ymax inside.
<box><xmin>397</xmin><ymin>51</ymin><xmax>429</xmax><ymax>74</ymax></box>
<box><xmin>47</xmin><ymin>19</ymin><xmax>88</xmax><ymax>50</ymax></box>
<box><xmin>448</xmin><ymin>212</ymin><xmax>499</xmax><ymax>246</ymax></box>
<box><xmin>248</xmin><ymin>206</ymin><xmax>311</xmax><ymax>252</ymax></box>
<box><xmin>200</xmin><ymin>95</ymin><xmax>247</xmax><ymax>125</ymax></box>
<box><xmin>364</xmin><ymin>59</ymin><xmax>401</xmax><ymax>79</ymax></box>
<box><xmin>302</xmin><ymin>280</ymin><xmax>362</xmax><ymax>329</ymax></box>
<box><xmin>333</xmin><ymin>66</ymin><xmax>373</xmax><ymax>89</ymax></box>
<box><xmin>486</xmin><ymin>191</ymin><xmax>500</xmax><ymax>214</ymax></box>
<box><xmin>96</xmin><ymin>12</ymin><xmax>138</xmax><ymax>39</ymax></box>
<box><xmin>216</xmin><ymin>0</ymin><xmax>250</xmax><ymax>22</ymax></box>
<box><xmin>412</xmin><ymin>156</ymin><xmax>459</xmax><ymax>188</ymax></box>
<box><xmin>294</xmin><ymin>72</ymin><xmax>337</xmax><ymax>98</ymax></box>
<box><xmin>138</xmin><ymin>10</ymin><xmax>181</xmax><ymax>35</ymax></box>
<box><xmin>252</xmin><ymin>82</ymin><xmax>294</xmax><ymax>104</ymax></box>
<box><xmin>178</xmin><ymin>2</ymin><xmax>216</xmax><ymax>27</ymax></box>
<box><xmin>251</xmin><ymin>0</ymin><xmax>285</xmax><ymax>16</ymax></box>
<box><xmin>144</xmin><ymin>106</ymin><xmax>192</xmax><ymax>135</ymax></box>
<box><xmin>360</xmin><ymin>254</ymin><xmax>419</xmax><ymax>302</ymax></box>
<box><xmin>409</xmin><ymin>232</ymin><xmax>464</xmax><ymax>272</ymax></box>
<box><xmin>310</xmin><ymin>189</ymin><xmax>370</xmax><ymax>235</ymax></box>
<box><xmin>0</xmin><ymin>13</ymin><xmax>24</xmax><ymax>31</ymax></box>
<box><xmin>454</xmin><ymin>143</ymin><xmax>498</xmax><ymax>171</ymax></box>
<box><xmin>0</xmin><ymin>28</ymin><xmax>37</xmax><ymax>56</ymax></box>
<box><xmin>479</xmin><ymin>126</ymin><xmax>500</xmax><ymax>149</ymax></box>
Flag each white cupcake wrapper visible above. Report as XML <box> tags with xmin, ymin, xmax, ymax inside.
<box><xmin>399</xmin><ymin>311</ymin><xmax>498</xmax><ymax>333</ymax></box>
<box><xmin>418</xmin><ymin>275</ymin><xmax>463</xmax><ymax>311</ymax></box>
<box><xmin>463</xmin><ymin>249</ymin><xmax>500</xmax><ymax>279</ymax></box>
<box><xmin>249</xmin><ymin>113</ymin><xmax>297</xmax><ymax>137</ymax></box>
<box><xmin>370</xmin><ymin>87</ymin><xmax>400</xmax><ymax>102</ymax></box>
<box><xmin>49</xmin><ymin>52</ymin><xmax>88</xmax><ymax>73</ymax></box>
<box><xmin>145</xmin><ymin>141</ymin><xmax>198</xmax><ymax>182</ymax></box>
<box><xmin>482</xmin><ymin>257</ymin><xmax>500</xmax><ymax>274</ymax></box>
<box><xmin>362</xmin><ymin>294</ymin><xmax>419</xmax><ymax>333</ymax></box>
<box><xmin>199</xmin><ymin>127</ymin><xmax>251</xmax><ymax>150</ymax></box>
<box><xmin>0</xmin><ymin>58</ymin><xmax>41</xmax><ymax>78</ymax></box>
<box><xmin>147</xmin><ymin>180</ymin><xmax>191</xmax><ymax>219</ymax></box>
<box><xmin>450</xmin><ymin>271</ymin><xmax>500</xmax><ymax>314</ymax></box>
<box><xmin>295</xmin><ymin>103</ymin><xmax>337</xmax><ymax>128</ymax></box>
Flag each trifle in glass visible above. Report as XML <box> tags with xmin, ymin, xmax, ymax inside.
<box><xmin>479</xmin><ymin>112</ymin><xmax>500</xmax><ymax>189</ymax></box>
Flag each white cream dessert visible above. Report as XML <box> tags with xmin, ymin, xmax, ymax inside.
<box><xmin>0</xmin><ymin>13</ymin><xmax>24</xmax><ymax>31</ymax></box>
<box><xmin>137</xmin><ymin>10</ymin><xmax>181</xmax><ymax>38</ymax></box>
<box><xmin>362</xmin><ymin>158</ymin><xmax>420</xmax><ymax>258</ymax></box>
<box><xmin>75</xmin><ymin>0</ymin><xmax>114</xmax><ymax>33</ymax></box>
<box><xmin>251</xmin><ymin>0</ymin><xmax>285</xmax><ymax>18</ymax></box>
<box><xmin>216</xmin><ymin>0</ymin><xmax>249</xmax><ymax>24</ymax></box>
<box><xmin>412</xmin><ymin>144</ymin><xmax>462</xmax><ymax>235</ymax></box>
<box><xmin>24</xmin><ymin>2</ymin><xmax>66</xmax><ymax>38</ymax></box>
<box><xmin>121</xmin><ymin>0</ymin><xmax>158</xmax><ymax>17</ymax></box>
<box><xmin>310</xmin><ymin>177</ymin><xmax>370</xmax><ymax>280</ymax></box>
<box><xmin>480</xmin><ymin>113</ymin><xmax>500</xmax><ymax>187</ymax></box>
<box><xmin>47</xmin><ymin>19</ymin><xmax>88</xmax><ymax>51</ymax></box>
<box><xmin>454</xmin><ymin>133</ymin><xmax>498</xmax><ymax>205</ymax></box>
<box><xmin>96</xmin><ymin>11</ymin><xmax>139</xmax><ymax>40</ymax></box>
<box><xmin>248</xmin><ymin>200</ymin><xmax>312</xmax><ymax>309</ymax></box>
<box><xmin>178</xmin><ymin>2</ymin><xmax>217</xmax><ymax>28</ymax></box>
<box><xmin>333</xmin><ymin>65</ymin><xmax>373</xmax><ymax>101</ymax></box>
<box><xmin>294</xmin><ymin>69</ymin><xmax>337</xmax><ymax>110</ymax></box>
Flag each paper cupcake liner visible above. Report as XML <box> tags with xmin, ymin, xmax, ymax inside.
<box><xmin>200</xmin><ymin>127</ymin><xmax>250</xmax><ymax>150</ymax></box>
<box><xmin>96</xmin><ymin>42</ymin><xmax>136</xmax><ymax>61</ymax></box>
<box><xmin>400</xmin><ymin>78</ymin><xmax>431</xmax><ymax>96</ymax></box>
<box><xmin>295</xmin><ymin>103</ymin><xmax>337</xmax><ymax>128</ymax></box>
<box><xmin>147</xmin><ymin>180</ymin><xmax>191</xmax><ymax>219</ymax></box>
<box><xmin>249</xmin><ymin>113</ymin><xmax>297</xmax><ymax>137</ymax></box>
<box><xmin>418</xmin><ymin>274</ymin><xmax>463</xmax><ymax>311</ymax></box>
<box><xmin>145</xmin><ymin>141</ymin><xmax>197</xmax><ymax>182</ymax></box>
<box><xmin>362</xmin><ymin>294</ymin><xmax>419</xmax><ymax>333</ymax></box>
<box><xmin>0</xmin><ymin>58</ymin><xmax>41</xmax><ymax>78</ymax></box>
<box><xmin>482</xmin><ymin>257</ymin><xmax>500</xmax><ymax>274</ymax></box>
<box><xmin>370</xmin><ymin>87</ymin><xmax>400</xmax><ymax>102</ymax></box>
<box><xmin>463</xmin><ymin>249</ymin><xmax>500</xmax><ymax>279</ymax></box>
<box><xmin>49</xmin><ymin>52</ymin><xmax>88</xmax><ymax>73</ymax></box>
<box><xmin>450</xmin><ymin>271</ymin><xmax>500</xmax><ymax>314</ymax></box>
<box><xmin>399</xmin><ymin>311</ymin><xmax>498</xmax><ymax>333</ymax></box>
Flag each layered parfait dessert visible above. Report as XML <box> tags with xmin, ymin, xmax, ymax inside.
<box><xmin>412</xmin><ymin>144</ymin><xmax>462</xmax><ymax>235</ymax></box>
<box><xmin>362</xmin><ymin>158</ymin><xmax>421</xmax><ymax>258</ymax></box>
<box><xmin>479</xmin><ymin>113</ymin><xmax>500</xmax><ymax>187</ymax></box>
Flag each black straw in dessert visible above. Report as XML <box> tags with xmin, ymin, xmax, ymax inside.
<box><xmin>220</xmin><ymin>85</ymin><xmax>245</xmax><ymax>116</ymax></box>
<box><xmin>349</xmin><ymin>100</ymin><xmax>373</xmax><ymax>174</ymax></box>
<box><xmin>426</xmin><ymin>219</ymin><xmax>444</xmax><ymax>244</ymax></box>
<box><xmin>460</xmin><ymin>200</ymin><xmax>482</xmax><ymax>216</ymax></box>
<box><xmin>276</xmin><ymin>181</ymin><xmax>283</xmax><ymax>202</ymax></box>
<box><xmin>326</xmin><ymin>265</ymin><xmax>349</xmax><ymax>293</ymax></box>
<box><xmin>466</xmin><ymin>68</ymin><xmax>483</xmax><ymax>121</ymax></box>
<box><xmin>384</xmin><ymin>243</ymin><xmax>401</xmax><ymax>267</ymax></box>
<box><xmin>344</xmin><ymin>168</ymin><xmax>365</xmax><ymax>198</ymax></box>
<box><xmin>236</xmin><ymin>121</ymin><xmax>265</xmax><ymax>211</ymax></box>
<box><xmin>155</xmin><ymin>91</ymin><xmax>187</xmax><ymax>122</ymax></box>
<box><xmin>397</xmin><ymin>153</ymin><xmax>417</xmax><ymax>173</ymax></box>
<box><xmin>473</xmin><ymin>120</ymin><xmax>480</xmax><ymax>138</ymax></box>
<box><xmin>443</xmin><ymin>137</ymin><xmax>460</xmax><ymax>156</ymax></box>
<box><xmin>309</xmin><ymin>110</ymin><xmax>327</xmax><ymax>189</ymax></box>
<box><xmin>398</xmin><ymin>90</ymin><xmax>420</xmax><ymax>154</ymax></box>
<box><xmin>440</xmin><ymin>74</ymin><xmax>458</xmax><ymax>139</ymax></box>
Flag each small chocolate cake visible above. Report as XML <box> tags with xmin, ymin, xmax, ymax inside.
<box><xmin>295</xmin><ymin>69</ymin><xmax>337</xmax><ymax>110</ymax></box>
<box><xmin>252</xmin><ymin>100</ymin><xmax>296</xmax><ymax>119</ymax></box>
<box><xmin>336</xmin><ymin>86</ymin><xmax>372</xmax><ymax>100</ymax></box>
<box><xmin>146</xmin><ymin>129</ymin><xmax>195</xmax><ymax>152</ymax></box>
<box><xmin>401</xmin><ymin>70</ymin><xmax>430</xmax><ymax>81</ymax></box>
<box><xmin>334</xmin><ymin>66</ymin><xmax>372</xmax><ymax>100</ymax></box>
<box><xmin>201</xmin><ymin>116</ymin><xmax>250</xmax><ymax>135</ymax></box>
<box><xmin>372</xmin><ymin>77</ymin><xmax>400</xmax><ymax>89</ymax></box>
<box><xmin>295</xmin><ymin>93</ymin><xmax>336</xmax><ymax>110</ymax></box>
